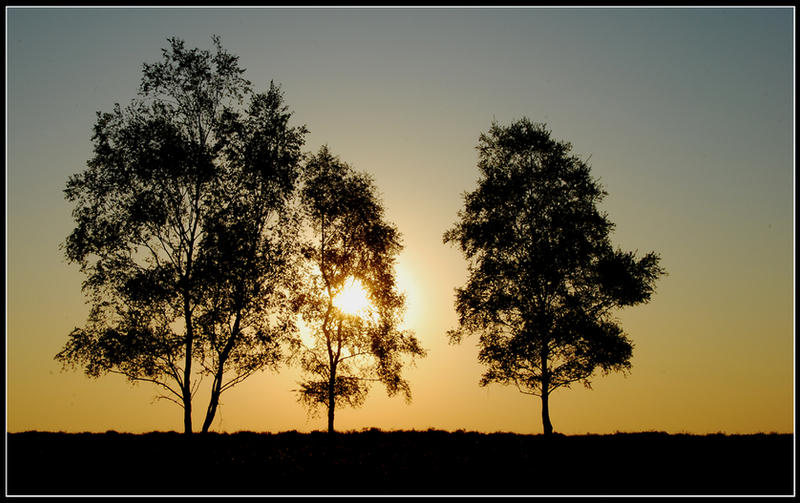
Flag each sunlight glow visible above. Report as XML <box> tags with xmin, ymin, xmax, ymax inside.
<box><xmin>334</xmin><ymin>279</ymin><xmax>371</xmax><ymax>315</ymax></box>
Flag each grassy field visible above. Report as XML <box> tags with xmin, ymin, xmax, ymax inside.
<box><xmin>6</xmin><ymin>429</ymin><xmax>794</xmax><ymax>496</ymax></box>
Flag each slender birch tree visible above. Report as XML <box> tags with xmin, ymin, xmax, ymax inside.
<box><xmin>296</xmin><ymin>146</ymin><xmax>425</xmax><ymax>434</ymax></box>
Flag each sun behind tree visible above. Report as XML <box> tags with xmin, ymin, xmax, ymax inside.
<box><xmin>334</xmin><ymin>278</ymin><xmax>371</xmax><ymax>316</ymax></box>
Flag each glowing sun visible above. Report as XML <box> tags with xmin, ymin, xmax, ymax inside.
<box><xmin>334</xmin><ymin>279</ymin><xmax>371</xmax><ymax>315</ymax></box>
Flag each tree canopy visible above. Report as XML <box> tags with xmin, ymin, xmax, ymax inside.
<box><xmin>444</xmin><ymin>118</ymin><xmax>665</xmax><ymax>435</ymax></box>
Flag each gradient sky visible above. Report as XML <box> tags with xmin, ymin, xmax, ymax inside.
<box><xmin>6</xmin><ymin>7</ymin><xmax>795</xmax><ymax>435</ymax></box>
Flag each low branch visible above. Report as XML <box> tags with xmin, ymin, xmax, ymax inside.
<box><xmin>108</xmin><ymin>370</ymin><xmax>183</xmax><ymax>401</ymax></box>
<box><xmin>190</xmin><ymin>374</ymin><xmax>204</xmax><ymax>399</ymax></box>
<box><xmin>153</xmin><ymin>394</ymin><xmax>184</xmax><ymax>408</ymax></box>
<box><xmin>513</xmin><ymin>380</ymin><xmax>541</xmax><ymax>397</ymax></box>
<box><xmin>342</xmin><ymin>375</ymin><xmax>382</xmax><ymax>383</ymax></box>
<box><xmin>220</xmin><ymin>367</ymin><xmax>261</xmax><ymax>393</ymax></box>
<box><xmin>337</xmin><ymin>351</ymin><xmax>371</xmax><ymax>362</ymax></box>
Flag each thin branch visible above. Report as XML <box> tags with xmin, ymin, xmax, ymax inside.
<box><xmin>161</xmin><ymin>355</ymin><xmax>184</xmax><ymax>390</ymax></box>
<box><xmin>549</xmin><ymin>376</ymin><xmax>586</xmax><ymax>392</ymax></box>
<box><xmin>513</xmin><ymin>379</ymin><xmax>541</xmax><ymax>397</ymax></box>
<box><xmin>341</xmin><ymin>375</ymin><xmax>382</xmax><ymax>383</ymax></box>
<box><xmin>220</xmin><ymin>367</ymin><xmax>260</xmax><ymax>393</ymax></box>
<box><xmin>153</xmin><ymin>394</ymin><xmax>184</xmax><ymax>408</ymax></box>
<box><xmin>337</xmin><ymin>351</ymin><xmax>372</xmax><ymax>363</ymax></box>
<box><xmin>108</xmin><ymin>370</ymin><xmax>183</xmax><ymax>400</ymax></box>
<box><xmin>190</xmin><ymin>374</ymin><xmax>204</xmax><ymax>399</ymax></box>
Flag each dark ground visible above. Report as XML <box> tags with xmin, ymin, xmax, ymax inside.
<box><xmin>6</xmin><ymin>429</ymin><xmax>794</xmax><ymax>496</ymax></box>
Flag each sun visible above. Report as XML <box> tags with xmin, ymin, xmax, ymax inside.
<box><xmin>334</xmin><ymin>278</ymin><xmax>371</xmax><ymax>315</ymax></box>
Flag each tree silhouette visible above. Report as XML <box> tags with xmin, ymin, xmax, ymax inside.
<box><xmin>296</xmin><ymin>146</ymin><xmax>426</xmax><ymax>435</ymax></box>
<box><xmin>56</xmin><ymin>36</ymin><xmax>307</xmax><ymax>434</ymax></box>
<box><xmin>443</xmin><ymin>118</ymin><xmax>665</xmax><ymax>435</ymax></box>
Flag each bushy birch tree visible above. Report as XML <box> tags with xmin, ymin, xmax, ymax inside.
<box><xmin>444</xmin><ymin>118</ymin><xmax>665</xmax><ymax>435</ymax></box>
<box><xmin>56</xmin><ymin>36</ymin><xmax>307</xmax><ymax>434</ymax></box>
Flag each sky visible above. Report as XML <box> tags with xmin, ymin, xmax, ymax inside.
<box><xmin>6</xmin><ymin>6</ymin><xmax>795</xmax><ymax>435</ymax></box>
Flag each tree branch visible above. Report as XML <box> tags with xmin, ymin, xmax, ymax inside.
<box><xmin>108</xmin><ymin>370</ymin><xmax>183</xmax><ymax>401</ymax></box>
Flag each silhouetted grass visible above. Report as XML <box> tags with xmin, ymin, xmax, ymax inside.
<box><xmin>6</xmin><ymin>429</ymin><xmax>794</xmax><ymax>495</ymax></box>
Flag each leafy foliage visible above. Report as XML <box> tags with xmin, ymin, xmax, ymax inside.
<box><xmin>444</xmin><ymin>118</ymin><xmax>665</xmax><ymax>434</ymax></box>
<box><xmin>296</xmin><ymin>146</ymin><xmax>426</xmax><ymax>432</ymax></box>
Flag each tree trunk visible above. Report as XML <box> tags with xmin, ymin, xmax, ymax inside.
<box><xmin>201</xmin><ymin>313</ymin><xmax>241</xmax><ymax>433</ymax></box>
<box><xmin>327</xmin><ymin>400</ymin><xmax>336</xmax><ymax>435</ymax></box>
<box><xmin>327</xmin><ymin>361</ymin><xmax>337</xmax><ymax>435</ymax></box>
<box><xmin>327</xmin><ymin>381</ymin><xmax>336</xmax><ymax>435</ymax></box>
<box><xmin>541</xmin><ymin>342</ymin><xmax>553</xmax><ymax>436</ymax></box>
<box><xmin>201</xmin><ymin>376</ymin><xmax>223</xmax><ymax>433</ymax></box>
<box><xmin>180</xmin><ymin>366</ymin><xmax>193</xmax><ymax>434</ymax></box>
<box><xmin>541</xmin><ymin>391</ymin><xmax>553</xmax><ymax>436</ymax></box>
<box><xmin>182</xmin><ymin>291</ymin><xmax>194</xmax><ymax>435</ymax></box>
